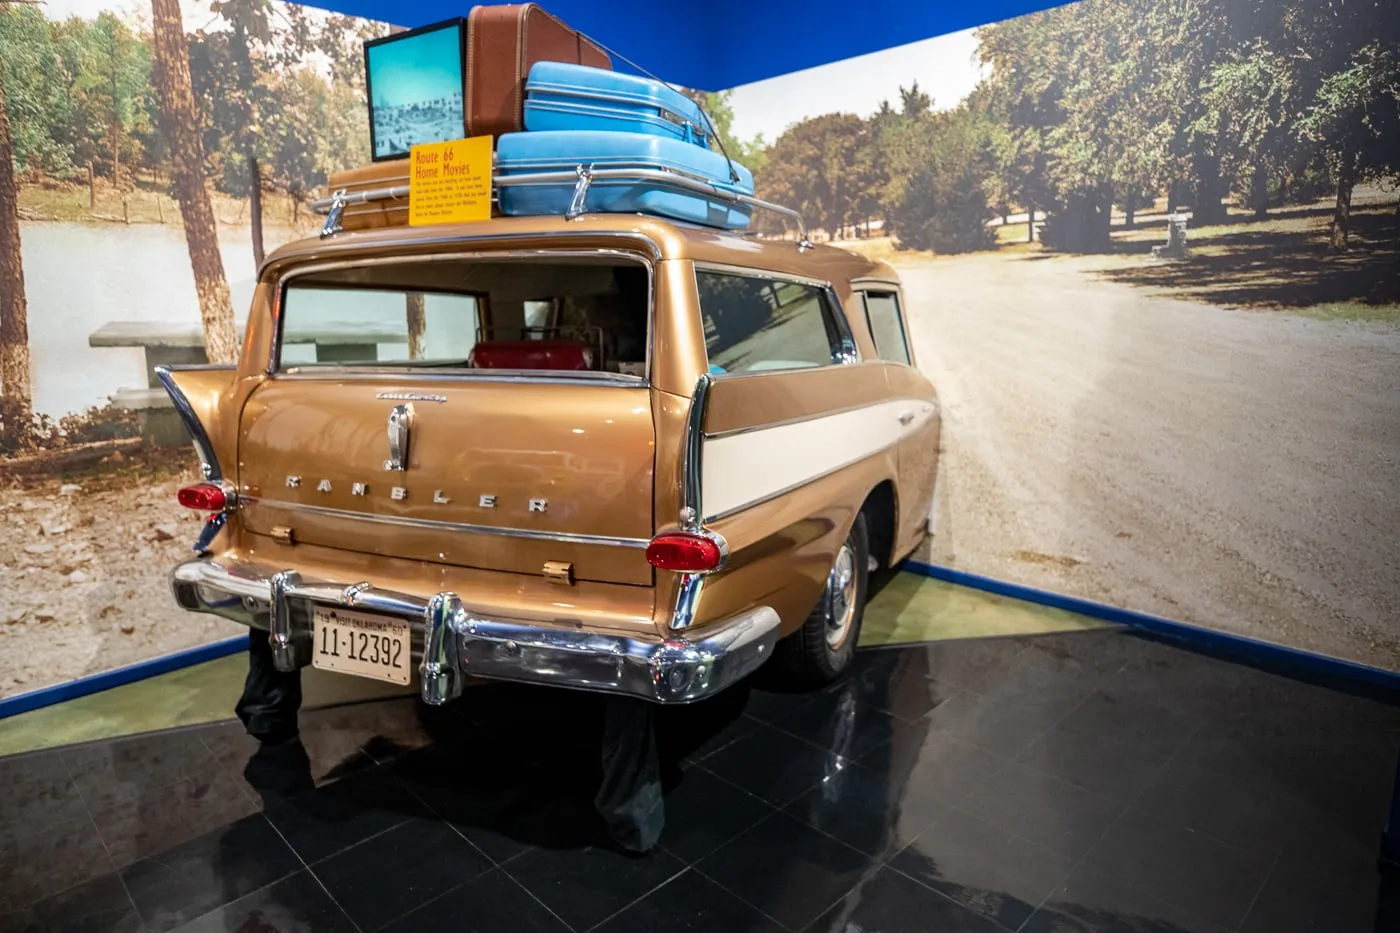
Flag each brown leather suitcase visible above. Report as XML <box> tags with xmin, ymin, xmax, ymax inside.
<box><xmin>325</xmin><ymin>158</ymin><xmax>508</xmax><ymax>231</ymax></box>
<box><xmin>466</xmin><ymin>3</ymin><xmax>611</xmax><ymax>140</ymax></box>
<box><xmin>325</xmin><ymin>159</ymin><xmax>411</xmax><ymax>231</ymax></box>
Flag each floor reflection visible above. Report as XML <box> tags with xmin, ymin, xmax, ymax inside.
<box><xmin>0</xmin><ymin>627</ymin><xmax>1397</xmax><ymax>933</ymax></box>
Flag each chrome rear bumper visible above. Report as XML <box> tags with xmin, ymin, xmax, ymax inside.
<box><xmin>170</xmin><ymin>557</ymin><xmax>780</xmax><ymax>705</ymax></box>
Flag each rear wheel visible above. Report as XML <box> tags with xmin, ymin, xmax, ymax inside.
<box><xmin>777</xmin><ymin>512</ymin><xmax>869</xmax><ymax>685</ymax></box>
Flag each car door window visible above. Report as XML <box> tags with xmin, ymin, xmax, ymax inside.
<box><xmin>697</xmin><ymin>270</ymin><xmax>854</xmax><ymax>374</ymax></box>
<box><xmin>862</xmin><ymin>291</ymin><xmax>912</xmax><ymax>365</ymax></box>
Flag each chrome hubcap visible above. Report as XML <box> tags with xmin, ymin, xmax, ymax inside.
<box><xmin>825</xmin><ymin>542</ymin><xmax>858</xmax><ymax>649</ymax></box>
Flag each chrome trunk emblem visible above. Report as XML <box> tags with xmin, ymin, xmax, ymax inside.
<box><xmin>376</xmin><ymin>392</ymin><xmax>446</xmax><ymax>404</ymax></box>
<box><xmin>384</xmin><ymin>403</ymin><xmax>413</xmax><ymax>472</ymax></box>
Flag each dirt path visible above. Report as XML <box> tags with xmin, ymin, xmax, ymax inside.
<box><xmin>900</xmin><ymin>251</ymin><xmax>1400</xmax><ymax>670</ymax></box>
<box><xmin>0</xmin><ymin>472</ymin><xmax>245</xmax><ymax>698</ymax></box>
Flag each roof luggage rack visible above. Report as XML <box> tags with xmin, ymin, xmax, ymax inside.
<box><xmin>307</xmin><ymin>164</ymin><xmax>813</xmax><ymax>251</ymax></box>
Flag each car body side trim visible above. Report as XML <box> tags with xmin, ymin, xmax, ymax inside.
<box><xmin>238</xmin><ymin>496</ymin><xmax>650</xmax><ymax>549</ymax></box>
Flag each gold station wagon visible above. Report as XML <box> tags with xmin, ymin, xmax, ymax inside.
<box><xmin>162</xmin><ymin>181</ymin><xmax>941</xmax><ymax>706</ymax></box>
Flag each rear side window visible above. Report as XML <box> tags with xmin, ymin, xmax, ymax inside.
<box><xmin>862</xmin><ymin>291</ymin><xmax>911</xmax><ymax>365</ymax></box>
<box><xmin>697</xmin><ymin>271</ymin><xmax>852</xmax><ymax>374</ymax></box>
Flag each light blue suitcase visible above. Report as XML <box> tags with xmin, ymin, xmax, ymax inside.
<box><xmin>496</xmin><ymin>130</ymin><xmax>755</xmax><ymax>230</ymax></box>
<box><xmin>524</xmin><ymin>62</ymin><xmax>713</xmax><ymax>149</ymax></box>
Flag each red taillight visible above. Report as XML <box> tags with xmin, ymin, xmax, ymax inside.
<box><xmin>646</xmin><ymin>533</ymin><xmax>724</xmax><ymax>572</ymax></box>
<box><xmin>177</xmin><ymin>483</ymin><xmax>228</xmax><ymax>512</ymax></box>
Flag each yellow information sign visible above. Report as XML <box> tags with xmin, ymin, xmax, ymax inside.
<box><xmin>408</xmin><ymin>136</ymin><xmax>493</xmax><ymax>226</ymax></box>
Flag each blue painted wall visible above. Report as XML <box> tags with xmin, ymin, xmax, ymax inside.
<box><xmin>296</xmin><ymin>0</ymin><xmax>1070</xmax><ymax>89</ymax></box>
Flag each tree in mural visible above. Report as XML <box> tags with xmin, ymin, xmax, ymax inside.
<box><xmin>0</xmin><ymin>50</ymin><xmax>32</xmax><ymax>441</ymax></box>
<box><xmin>884</xmin><ymin>103</ymin><xmax>999</xmax><ymax>253</ymax></box>
<box><xmin>405</xmin><ymin>293</ymin><xmax>426</xmax><ymax>359</ymax></box>
<box><xmin>1297</xmin><ymin>39</ymin><xmax>1400</xmax><ymax>248</ymax></box>
<box><xmin>868</xmin><ymin>83</ymin><xmax>937</xmax><ymax>221</ymax></box>
<box><xmin>205</xmin><ymin>0</ymin><xmax>313</xmax><ymax>263</ymax></box>
<box><xmin>79</xmin><ymin>13</ymin><xmax>150</xmax><ymax>186</ymax></box>
<box><xmin>757</xmin><ymin>113</ymin><xmax>879</xmax><ymax>239</ymax></box>
<box><xmin>149</xmin><ymin>0</ymin><xmax>238</xmax><ymax>363</ymax></box>
<box><xmin>214</xmin><ymin>0</ymin><xmax>270</xmax><ymax>264</ymax></box>
<box><xmin>978</xmin><ymin>0</ymin><xmax>1182</xmax><ymax>251</ymax></box>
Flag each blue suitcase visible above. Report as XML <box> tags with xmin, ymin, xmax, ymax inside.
<box><xmin>496</xmin><ymin>130</ymin><xmax>755</xmax><ymax>230</ymax></box>
<box><xmin>524</xmin><ymin>62</ymin><xmax>713</xmax><ymax>149</ymax></box>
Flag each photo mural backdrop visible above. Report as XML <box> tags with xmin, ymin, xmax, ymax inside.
<box><xmin>0</xmin><ymin>0</ymin><xmax>1396</xmax><ymax>701</ymax></box>
<box><xmin>716</xmin><ymin>0</ymin><xmax>1400</xmax><ymax>670</ymax></box>
<box><xmin>0</xmin><ymin>0</ymin><xmax>391</xmax><ymax>697</ymax></box>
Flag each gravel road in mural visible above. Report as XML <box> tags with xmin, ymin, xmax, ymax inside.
<box><xmin>904</xmin><ymin>252</ymin><xmax>1400</xmax><ymax>670</ymax></box>
<box><xmin>0</xmin><ymin>474</ymin><xmax>244</xmax><ymax>697</ymax></box>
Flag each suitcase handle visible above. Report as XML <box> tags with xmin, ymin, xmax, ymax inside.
<box><xmin>567</xmin><ymin>34</ymin><xmax>738</xmax><ymax>184</ymax></box>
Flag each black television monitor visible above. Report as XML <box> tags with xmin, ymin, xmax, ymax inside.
<box><xmin>365</xmin><ymin>19</ymin><xmax>468</xmax><ymax>162</ymax></box>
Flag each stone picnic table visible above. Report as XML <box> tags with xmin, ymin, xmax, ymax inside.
<box><xmin>89</xmin><ymin>320</ymin><xmax>408</xmax><ymax>443</ymax></box>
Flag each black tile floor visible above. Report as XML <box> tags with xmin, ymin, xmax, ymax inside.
<box><xmin>2</xmin><ymin>628</ymin><xmax>1399</xmax><ymax>933</ymax></box>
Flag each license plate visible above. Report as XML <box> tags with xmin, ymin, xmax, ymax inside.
<box><xmin>311</xmin><ymin>606</ymin><xmax>412</xmax><ymax>685</ymax></box>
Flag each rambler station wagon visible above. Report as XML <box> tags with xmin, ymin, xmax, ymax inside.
<box><xmin>162</xmin><ymin>187</ymin><xmax>941</xmax><ymax>707</ymax></box>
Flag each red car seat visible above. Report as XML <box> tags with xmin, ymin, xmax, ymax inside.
<box><xmin>468</xmin><ymin>339</ymin><xmax>594</xmax><ymax>371</ymax></box>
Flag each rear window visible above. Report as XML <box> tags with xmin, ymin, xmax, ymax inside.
<box><xmin>277</xmin><ymin>257</ymin><xmax>649</xmax><ymax>377</ymax></box>
<box><xmin>697</xmin><ymin>271</ymin><xmax>852</xmax><ymax>374</ymax></box>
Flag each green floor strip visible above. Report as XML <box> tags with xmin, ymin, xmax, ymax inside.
<box><xmin>859</xmin><ymin>572</ymin><xmax>1108</xmax><ymax>647</ymax></box>
<box><xmin>0</xmin><ymin>573</ymin><xmax>1106</xmax><ymax>757</ymax></box>
<box><xmin>0</xmin><ymin>656</ymin><xmax>413</xmax><ymax>757</ymax></box>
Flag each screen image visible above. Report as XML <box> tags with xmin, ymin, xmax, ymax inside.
<box><xmin>367</xmin><ymin>22</ymin><xmax>466</xmax><ymax>160</ymax></box>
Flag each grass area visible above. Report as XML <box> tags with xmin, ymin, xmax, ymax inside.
<box><xmin>837</xmin><ymin>188</ymin><xmax>1398</xmax><ymax>321</ymax></box>
<box><xmin>1291</xmin><ymin>301</ymin><xmax>1400</xmax><ymax>325</ymax></box>
<box><xmin>1093</xmin><ymin>198</ymin><xmax>1400</xmax><ymax>313</ymax></box>
<box><xmin>17</xmin><ymin>176</ymin><xmax>321</xmax><ymax>235</ymax></box>
<box><xmin>995</xmin><ymin>222</ymin><xmax>1036</xmax><ymax>247</ymax></box>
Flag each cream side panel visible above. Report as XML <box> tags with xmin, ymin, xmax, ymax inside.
<box><xmin>701</xmin><ymin>398</ymin><xmax>937</xmax><ymax>520</ymax></box>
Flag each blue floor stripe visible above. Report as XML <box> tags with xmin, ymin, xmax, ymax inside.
<box><xmin>0</xmin><ymin>634</ymin><xmax>250</xmax><ymax>721</ymax></box>
<box><xmin>4</xmin><ymin>563</ymin><xmax>1396</xmax><ymax>721</ymax></box>
<box><xmin>904</xmin><ymin>560</ymin><xmax>1400</xmax><ymax>696</ymax></box>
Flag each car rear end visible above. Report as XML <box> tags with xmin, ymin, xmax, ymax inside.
<box><xmin>161</xmin><ymin>220</ymin><xmax>781</xmax><ymax>705</ymax></box>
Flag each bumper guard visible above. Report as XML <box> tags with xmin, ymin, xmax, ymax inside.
<box><xmin>170</xmin><ymin>558</ymin><xmax>781</xmax><ymax>705</ymax></box>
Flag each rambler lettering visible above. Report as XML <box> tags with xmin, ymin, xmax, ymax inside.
<box><xmin>288</xmin><ymin>476</ymin><xmax>553</xmax><ymax>511</ymax></box>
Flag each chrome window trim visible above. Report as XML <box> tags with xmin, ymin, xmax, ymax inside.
<box><xmin>272</xmin><ymin>368</ymin><xmax>648</xmax><ymax>388</ymax></box>
<box><xmin>847</xmin><ymin>275</ymin><xmax>903</xmax><ymax>289</ymax></box>
<box><xmin>680</xmin><ymin>373</ymin><xmax>712</xmax><ymax>533</ymax></box>
<box><xmin>692</xmin><ymin>265</ymin><xmax>861</xmax><ymax>379</ymax></box>
<box><xmin>258</xmin><ymin>230</ymin><xmax>663</xmax><ymax>278</ymax></box>
<box><xmin>857</xmin><ymin>287</ymin><xmax>914</xmax><ymax>367</ymax></box>
<box><xmin>691</xmin><ymin>261</ymin><xmax>833</xmax><ymax>292</ymax></box>
<box><xmin>267</xmin><ymin>246</ymin><xmax>657</xmax><ymax>386</ymax></box>
<box><xmin>702</xmin><ymin>360</ymin><xmax>871</xmax><ymax>382</ymax></box>
<box><xmin>672</xmin><ymin>372</ymin><xmax>718</xmax><ymax>631</ymax></box>
<box><xmin>238</xmin><ymin>496</ymin><xmax>650</xmax><ymax>549</ymax></box>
